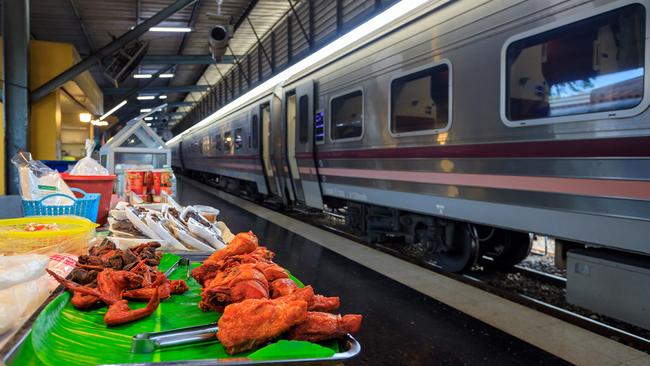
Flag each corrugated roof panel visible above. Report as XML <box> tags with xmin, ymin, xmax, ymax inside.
<box><xmin>343</xmin><ymin>0</ymin><xmax>375</xmax><ymax>25</ymax></box>
<box><xmin>313</xmin><ymin>0</ymin><xmax>337</xmax><ymax>44</ymax></box>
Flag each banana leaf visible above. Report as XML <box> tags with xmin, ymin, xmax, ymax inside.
<box><xmin>7</xmin><ymin>254</ymin><xmax>336</xmax><ymax>365</ymax></box>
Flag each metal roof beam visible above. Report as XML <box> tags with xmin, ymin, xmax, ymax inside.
<box><xmin>102</xmin><ymin>85</ymin><xmax>210</xmax><ymax>95</ymax></box>
<box><xmin>141</xmin><ymin>54</ymin><xmax>237</xmax><ymax>65</ymax></box>
<box><xmin>30</xmin><ymin>0</ymin><xmax>197</xmax><ymax>103</ymax></box>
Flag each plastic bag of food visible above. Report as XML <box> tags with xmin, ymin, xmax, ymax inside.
<box><xmin>0</xmin><ymin>254</ymin><xmax>50</xmax><ymax>335</ymax></box>
<box><xmin>144</xmin><ymin>212</ymin><xmax>187</xmax><ymax>251</ymax></box>
<box><xmin>69</xmin><ymin>139</ymin><xmax>109</xmax><ymax>175</ymax></box>
<box><xmin>11</xmin><ymin>151</ymin><xmax>74</xmax><ymax>205</ymax></box>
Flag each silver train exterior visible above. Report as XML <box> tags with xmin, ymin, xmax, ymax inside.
<box><xmin>170</xmin><ymin>0</ymin><xmax>650</xmax><ymax>269</ymax></box>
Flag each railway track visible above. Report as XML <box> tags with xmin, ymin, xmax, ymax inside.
<box><xmin>187</xmin><ymin>176</ymin><xmax>650</xmax><ymax>353</ymax></box>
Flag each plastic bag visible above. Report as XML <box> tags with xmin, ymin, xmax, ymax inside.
<box><xmin>0</xmin><ymin>254</ymin><xmax>50</xmax><ymax>335</ymax></box>
<box><xmin>11</xmin><ymin>151</ymin><xmax>74</xmax><ymax>205</ymax></box>
<box><xmin>70</xmin><ymin>139</ymin><xmax>109</xmax><ymax>175</ymax></box>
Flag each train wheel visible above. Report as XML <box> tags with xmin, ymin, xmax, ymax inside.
<box><xmin>429</xmin><ymin>223</ymin><xmax>479</xmax><ymax>272</ymax></box>
<box><xmin>480</xmin><ymin>229</ymin><xmax>532</xmax><ymax>268</ymax></box>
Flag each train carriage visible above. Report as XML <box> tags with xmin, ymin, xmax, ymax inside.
<box><xmin>169</xmin><ymin>0</ymin><xmax>650</xmax><ymax>272</ymax></box>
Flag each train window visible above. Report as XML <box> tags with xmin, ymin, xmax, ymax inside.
<box><xmin>235</xmin><ymin>128</ymin><xmax>243</xmax><ymax>150</ymax></box>
<box><xmin>505</xmin><ymin>3</ymin><xmax>645</xmax><ymax>123</ymax></box>
<box><xmin>330</xmin><ymin>90</ymin><xmax>363</xmax><ymax>140</ymax></box>
<box><xmin>390</xmin><ymin>63</ymin><xmax>449</xmax><ymax>135</ymax></box>
<box><xmin>215</xmin><ymin>134</ymin><xmax>222</xmax><ymax>151</ymax></box>
<box><xmin>224</xmin><ymin>131</ymin><xmax>232</xmax><ymax>152</ymax></box>
<box><xmin>251</xmin><ymin>115</ymin><xmax>259</xmax><ymax>148</ymax></box>
<box><xmin>299</xmin><ymin>95</ymin><xmax>309</xmax><ymax>143</ymax></box>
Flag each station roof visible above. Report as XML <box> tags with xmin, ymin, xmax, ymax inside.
<box><xmin>22</xmin><ymin>0</ymin><xmax>291</xmax><ymax>127</ymax></box>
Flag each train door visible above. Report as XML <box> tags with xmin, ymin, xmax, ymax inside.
<box><xmin>284</xmin><ymin>90</ymin><xmax>303</xmax><ymax>202</ymax></box>
<box><xmin>257</xmin><ymin>103</ymin><xmax>279</xmax><ymax>196</ymax></box>
<box><xmin>287</xmin><ymin>80</ymin><xmax>324</xmax><ymax>209</ymax></box>
<box><xmin>271</xmin><ymin>90</ymin><xmax>291</xmax><ymax>205</ymax></box>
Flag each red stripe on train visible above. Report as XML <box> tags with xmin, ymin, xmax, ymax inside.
<box><xmin>318</xmin><ymin>167</ymin><xmax>650</xmax><ymax>200</ymax></box>
<box><xmin>304</xmin><ymin>136</ymin><xmax>650</xmax><ymax>160</ymax></box>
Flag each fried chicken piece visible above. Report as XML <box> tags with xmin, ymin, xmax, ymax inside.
<box><xmin>206</xmin><ymin>231</ymin><xmax>258</xmax><ymax>263</ymax></box>
<box><xmin>270</xmin><ymin>280</ymin><xmax>340</xmax><ymax>312</ymax></box>
<box><xmin>217</xmin><ymin>297</ymin><xmax>308</xmax><ymax>355</ymax></box>
<box><xmin>71</xmin><ymin>291</ymin><xmax>101</xmax><ymax>309</ymax></box>
<box><xmin>192</xmin><ymin>247</ymin><xmax>278</xmax><ymax>286</ymax></box>
<box><xmin>270</xmin><ymin>278</ymin><xmax>299</xmax><ymax>298</ymax></box>
<box><xmin>47</xmin><ymin>269</ymin><xmax>162</xmax><ymax>326</ymax></box>
<box><xmin>199</xmin><ymin>263</ymin><xmax>269</xmax><ymax>312</ymax></box>
<box><xmin>288</xmin><ymin>312</ymin><xmax>362</xmax><ymax>342</ymax></box>
<box><xmin>103</xmin><ymin>290</ymin><xmax>161</xmax><ymax>326</ymax></box>
<box><xmin>255</xmin><ymin>261</ymin><xmax>289</xmax><ymax>282</ymax></box>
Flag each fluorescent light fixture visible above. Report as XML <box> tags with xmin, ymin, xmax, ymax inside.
<box><xmin>140</xmin><ymin>108</ymin><xmax>152</xmax><ymax>113</ymax></box>
<box><xmin>167</xmin><ymin>0</ymin><xmax>431</xmax><ymax>146</ymax></box>
<box><xmin>149</xmin><ymin>27</ymin><xmax>191</xmax><ymax>32</ymax></box>
<box><xmin>79</xmin><ymin>113</ymin><xmax>92</xmax><ymax>123</ymax></box>
<box><xmin>147</xmin><ymin>123</ymin><xmax>152</xmax><ymax>127</ymax></box>
<box><xmin>133</xmin><ymin>74</ymin><xmax>153</xmax><ymax>79</ymax></box>
<box><xmin>159</xmin><ymin>73</ymin><xmax>174</xmax><ymax>78</ymax></box>
<box><xmin>158</xmin><ymin>95</ymin><xmax>168</xmax><ymax>99</ymax></box>
<box><xmin>144</xmin><ymin>117</ymin><xmax>154</xmax><ymax>121</ymax></box>
<box><xmin>100</xmin><ymin>100</ymin><xmax>127</xmax><ymax>120</ymax></box>
<box><xmin>137</xmin><ymin>95</ymin><xmax>156</xmax><ymax>100</ymax></box>
<box><xmin>91</xmin><ymin>120</ymin><xmax>109</xmax><ymax>126</ymax></box>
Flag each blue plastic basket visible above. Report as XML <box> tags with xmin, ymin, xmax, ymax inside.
<box><xmin>22</xmin><ymin>188</ymin><xmax>100</xmax><ymax>223</ymax></box>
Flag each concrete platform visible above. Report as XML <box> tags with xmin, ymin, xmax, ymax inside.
<box><xmin>176</xmin><ymin>177</ymin><xmax>649</xmax><ymax>366</ymax></box>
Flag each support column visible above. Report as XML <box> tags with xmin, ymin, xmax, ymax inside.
<box><xmin>2</xmin><ymin>0</ymin><xmax>30</xmax><ymax>195</ymax></box>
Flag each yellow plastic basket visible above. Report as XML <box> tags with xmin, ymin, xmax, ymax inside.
<box><xmin>0</xmin><ymin>216</ymin><xmax>98</xmax><ymax>255</ymax></box>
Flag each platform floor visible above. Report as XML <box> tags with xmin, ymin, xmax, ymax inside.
<box><xmin>177</xmin><ymin>179</ymin><xmax>579</xmax><ymax>366</ymax></box>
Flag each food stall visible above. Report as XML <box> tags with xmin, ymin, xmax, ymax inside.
<box><xmin>99</xmin><ymin>120</ymin><xmax>171</xmax><ymax>174</ymax></box>
<box><xmin>0</xmin><ymin>192</ymin><xmax>362</xmax><ymax>365</ymax></box>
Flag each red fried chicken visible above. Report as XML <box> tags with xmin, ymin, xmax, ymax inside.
<box><xmin>200</xmin><ymin>263</ymin><xmax>270</xmax><ymax>311</ymax></box>
<box><xmin>270</xmin><ymin>279</ymin><xmax>340</xmax><ymax>312</ymax></box>
<box><xmin>217</xmin><ymin>297</ymin><xmax>308</xmax><ymax>355</ymax></box>
<box><xmin>288</xmin><ymin>312</ymin><xmax>363</xmax><ymax>342</ymax></box>
<box><xmin>207</xmin><ymin>231</ymin><xmax>258</xmax><ymax>263</ymax></box>
<box><xmin>47</xmin><ymin>269</ymin><xmax>161</xmax><ymax>326</ymax></box>
<box><xmin>192</xmin><ymin>231</ymin><xmax>260</xmax><ymax>285</ymax></box>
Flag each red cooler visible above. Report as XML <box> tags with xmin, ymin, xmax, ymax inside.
<box><xmin>62</xmin><ymin>173</ymin><xmax>116</xmax><ymax>225</ymax></box>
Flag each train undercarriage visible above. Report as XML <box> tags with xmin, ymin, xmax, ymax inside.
<box><xmin>181</xmin><ymin>168</ymin><xmax>535</xmax><ymax>273</ymax></box>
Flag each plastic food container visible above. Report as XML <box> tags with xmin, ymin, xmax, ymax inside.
<box><xmin>194</xmin><ymin>205</ymin><xmax>220</xmax><ymax>223</ymax></box>
<box><xmin>62</xmin><ymin>173</ymin><xmax>116</xmax><ymax>225</ymax></box>
<box><xmin>0</xmin><ymin>216</ymin><xmax>98</xmax><ymax>255</ymax></box>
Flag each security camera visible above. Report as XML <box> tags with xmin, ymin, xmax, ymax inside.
<box><xmin>208</xmin><ymin>23</ymin><xmax>233</xmax><ymax>62</ymax></box>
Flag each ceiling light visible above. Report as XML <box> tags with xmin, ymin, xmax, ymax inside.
<box><xmin>137</xmin><ymin>95</ymin><xmax>156</xmax><ymax>100</ymax></box>
<box><xmin>91</xmin><ymin>120</ymin><xmax>109</xmax><ymax>127</ymax></box>
<box><xmin>159</xmin><ymin>74</ymin><xmax>174</xmax><ymax>78</ymax></box>
<box><xmin>149</xmin><ymin>27</ymin><xmax>192</xmax><ymax>33</ymax></box>
<box><xmin>144</xmin><ymin>117</ymin><xmax>154</xmax><ymax>121</ymax></box>
<box><xmin>133</xmin><ymin>74</ymin><xmax>153</xmax><ymax>79</ymax></box>
<box><xmin>158</xmin><ymin>95</ymin><xmax>167</xmax><ymax>99</ymax></box>
<box><xmin>79</xmin><ymin>113</ymin><xmax>92</xmax><ymax>123</ymax></box>
<box><xmin>140</xmin><ymin>108</ymin><xmax>152</xmax><ymax>113</ymax></box>
<box><xmin>100</xmin><ymin>100</ymin><xmax>127</xmax><ymax>120</ymax></box>
<box><xmin>146</xmin><ymin>123</ymin><xmax>152</xmax><ymax>127</ymax></box>
<box><xmin>167</xmin><ymin>0</ymin><xmax>432</xmax><ymax>146</ymax></box>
